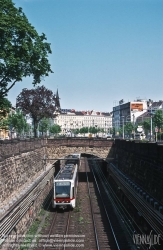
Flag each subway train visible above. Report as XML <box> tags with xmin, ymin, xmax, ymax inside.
<box><xmin>52</xmin><ymin>154</ymin><xmax>81</xmax><ymax>209</ymax></box>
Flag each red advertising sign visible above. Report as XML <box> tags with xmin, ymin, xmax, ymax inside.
<box><xmin>131</xmin><ymin>103</ymin><xmax>143</xmax><ymax>111</ymax></box>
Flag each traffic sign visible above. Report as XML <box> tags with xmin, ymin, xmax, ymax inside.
<box><xmin>155</xmin><ymin>127</ymin><xmax>158</xmax><ymax>133</ymax></box>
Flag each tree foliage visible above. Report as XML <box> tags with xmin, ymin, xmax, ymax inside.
<box><xmin>49</xmin><ymin>124</ymin><xmax>61</xmax><ymax>135</ymax></box>
<box><xmin>0</xmin><ymin>117</ymin><xmax>9</xmax><ymax>130</ymax></box>
<box><xmin>0</xmin><ymin>98</ymin><xmax>11</xmax><ymax>119</ymax></box>
<box><xmin>39</xmin><ymin>118</ymin><xmax>50</xmax><ymax>135</ymax></box>
<box><xmin>124</xmin><ymin>122</ymin><xmax>134</xmax><ymax>135</ymax></box>
<box><xmin>0</xmin><ymin>0</ymin><xmax>53</xmax><ymax>98</ymax></box>
<box><xmin>153</xmin><ymin>110</ymin><xmax>163</xmax><ymax>129</ymax></box>
<box><xmin>79</xmin><ymin>127</ymin><xmax>88</xmax><ymax>134</ymax></box>
<box><xmin>89</xmin><ymin>126</ymin><xmax>100</xmax><ymax>134</ymax></box>
<box><xmin>16</xmin><ymin>86</ymin><xmax>57</xmax><ymax>137</ymax></box>
<box><xmin>8</xmin><ymin>109</ymin><xmax>29</xmax><ymax>134</ymax></box>
<box><xmin>140</xmin><ymin>119</ymin><xmax>150</xmax><ymax>134</ymax></box>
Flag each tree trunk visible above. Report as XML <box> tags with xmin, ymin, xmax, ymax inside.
<box><xmin>33</xmin><ymin>119</ymin><xmax>38</xmax><ymax>138</ymax></box>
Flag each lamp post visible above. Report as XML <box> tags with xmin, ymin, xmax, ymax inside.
<box><xmin>122</xmin><ymin>116</ymin><xmax>124</xmax><ymax>139</ymax></box>
<box><xmin>70</xmin><ymin>123</ymin><xmax>73</xmax><ymax>137</ymax></box>
<box><xmin>95</xmin><ymin>124</ymin><xmax>97</xmax><ymax>137</ymax></box>
<box><xmin>132</xmin><ymin>114</ymin><xmax>135</xmax><ymax>139</ymax></box>
<box><xmin>64</xmin><ymin>123</ymin><xmax>66</xmax><ymax>135</ymax></box>
<box><xmin>105</xmin><ymin>121</ymin><xmax>107</xmax><ymax>135</ymax></box>
<box><xmin>150</xmin><ymin>113</ymin><xmax>154</xmax><ymax>141</ymax></box>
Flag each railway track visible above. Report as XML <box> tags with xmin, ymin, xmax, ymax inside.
<box><xmin>33</xmin><ymin>157</ymin><xmax>122</xmax><ymax>250</ymax></box>
<box><xmin>84</xmin><ymin>158</ymin><xmax>119</xmax><ymax>250</ymax></box>
<box><xmin>108</xmin><ymin>162</ymin><xmax>163</xmax><ymax>240</ymax></box>
<box><xmin>89</xmin><ymin>157</ymin><xmax>160</xmax><ymax>250</ymax></box>
<box><xmin>24</xmin><ymin>156</ymin><xmax>161</xmax><ymax>250</ymax></box>
<box><xmin>34</xmin><ymin>209</ymin><xmax>72</xmax><ymax>250</ymax></box>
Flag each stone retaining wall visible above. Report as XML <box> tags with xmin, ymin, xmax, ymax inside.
<box><xmin>47</xmin><ymin>145</ymin><xmax>112</xmax><ymax>160</ymax></box>
<box><xmin>114</xmin><ymin>140</ymin><xmax>163</xmax><ymax>204</ymax></box>
<box><xmin>0</xmin><ymin>147</ymin><xmax>46</xmax><ymax>208</ymax></box>
<box><xmin>0</xmin><ymin>165</ymin><xmax>54</xmax><ymax>250</ymax></box>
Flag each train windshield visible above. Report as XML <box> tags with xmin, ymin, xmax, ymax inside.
<box><xmin>55</xmin><ymin>181</ymin><xmax>71</xmax><ymax>198</ymax></box>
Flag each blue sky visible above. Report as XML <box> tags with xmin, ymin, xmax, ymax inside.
<box><xmin>8</xmin><ymin>0</ymin><xmax>163</xmax><ymax>112</ymax></box>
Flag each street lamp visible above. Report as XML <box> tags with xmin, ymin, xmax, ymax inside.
<box><xmin>95</xmin><ymin>124</ymin><xmax>98</xmax><ymax>137</ymax></box>
<box><xmin>105</xmin><ymin>122</ymin><xmax>106</xmax><ymax>135</ymax></box>
<box><xmin>150</xmin><ymin>112</ymin><xmax>154</xmax><ymax>141</ymax></box>
<box><xmin>126</xmin><ymin>115</ymin><xmax>131</xmax><ymax>123</ymax></box>
<box><xmin>64</xmin><ymin>123</ymin><xmax>66</xmax><ymax>135</ymax></box>
<box><xmin>122</xmin><ymin>116</ymin><xmax>124</xmax><ymax>139</ymax></box>
<box><xmin>132</xmin><ymin>114</ymin><xmax>135</xmax><ymax>139</ymax></box>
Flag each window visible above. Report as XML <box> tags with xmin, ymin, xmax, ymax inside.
<box><xmin>55</xmin><ymin>182</ymin><xmax>71</xmax><ymax>198</ymax></box>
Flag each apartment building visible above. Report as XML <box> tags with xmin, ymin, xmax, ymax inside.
<box><xmin>112</xmin><ymin>99</ymin><xmax>148</xmax><ymax>131</ymax></box>
<box><xmin>54</xmin><ymin>109</ymin><xmax>112</xmax><ymax>134</ymax></box>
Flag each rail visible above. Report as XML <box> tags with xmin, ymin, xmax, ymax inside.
<box><xmin>0</xmin><ymin>167</ymin><xmax>54</xmax><ymax>247</ymax></box>
<box><xmin>92</xmin><ymin>158</ymin><xmax>151</xmax><ymax>249</ymax></box>
<box><xmin>92</xmin><ymin>158</ymin><xmax>160</xmax><ymax>249</ymax></box>
<box><xmin>108</xmin><ymin>163</ymin><xmax>163</xmax><ymax>240</ymax></box>
<box><xmin>85</xmin><ymin>158</ymin><xmax>100</xmax><ymax>250</ymax></box>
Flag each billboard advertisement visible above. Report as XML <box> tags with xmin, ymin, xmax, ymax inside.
<box><xmin>131</xmin><ymin>103</ymin><xmax>143</xmax><ymax>111</ymax></box>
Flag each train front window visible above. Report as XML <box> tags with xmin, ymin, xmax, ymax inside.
<box><xmin>55</xmin><ymin>181</ymin><xmax>71</xmax><ymax>198</ymax></box>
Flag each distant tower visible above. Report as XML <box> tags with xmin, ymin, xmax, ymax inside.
<box><xmin>55</xmin><ymin>89</ymin><xmax>61</xmax><ymax>112</ymax></box>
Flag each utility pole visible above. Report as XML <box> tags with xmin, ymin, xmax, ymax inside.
<box><xmin>122</xmin><ymin>116</ymin><xmax>124</xmax><ymax>139</ymax></box>
<box><xmin>133</xmin><ymin>114</ymin><xmax>135</xmax><ymax>139</ymax></box>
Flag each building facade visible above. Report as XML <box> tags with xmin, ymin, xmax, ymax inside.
<box><xmin>112</xmin><ymin>99</ymin><xmax>148</xmax><ymax>132</ymax></box>
<box><xmin>136</xmin><ymin>100</ymin><xmax>163</xmax><ymax>124</ymax></box>
<box><xmin>54</xmin><ymin>109</ymin><xmax>112</xmax><ymax>135</ymax></box>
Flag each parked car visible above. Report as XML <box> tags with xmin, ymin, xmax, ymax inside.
<box><xmin>135</xmin><ymin>133</ymin><xmax>146</xmax><ymax>140</ymax></box>
<box><xmin>107</xmin><ymin>134</ymin><xmax>113</xmax><ymax>139</ymax></box>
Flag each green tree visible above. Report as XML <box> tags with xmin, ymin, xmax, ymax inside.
<box><xmin>0</xmin><ymin>117</ymin><xmax>9</xmax><ymax>131</ymax></box>
<box><xmin>49</xmin><ymin>124</ymin><xmax>61</xmax><ymax>135</ymax></box>
<box><xmin>39</xmin><ymin>118</ymin><xmax>50</xmax><ymax>136</ymax></box>
<box><xmin>111</xmin><ymin>127</ymin><xmax>115</xmax><ymax>136</ymax></box>
<box><xmin>79</xmin><ymin>127</ymin><xmax>88</xmax><ymax>134</ymax></box>
<box><xmin>8</xmin><ymin>109</ymin><xmax>29</xmax><ymax>135</ymax></box>
<box><xmin>124</xmin><ymin>122</ymin><xmax>134</xmax><ymax>135</ymax></box>
<box><xmin>0</xmin><ymin>98</ymin><xmax>12</xmax><ymax>120</ymax></box>
<box><xmin>140</xmin><ymin>119</ymin><xmax>150</xmax><ymax>135</ymax></box>
<box><xmin>0</xmin><ymin>0</ymin><xmax>53</xmax><ymax>99</ymax></box>
<box><xmin>73</xmin><ymin>128</ymin><xmax>80</xmax><ymax>135</ymax></box>
<box><xmin>153</xmin><ymin>110</ymin><xmax>163</xmax><ymax>130</ymax></box>
<box><xmin>118</xmin><ymin>127</ymin><xmax>123</xmax><ymax>136</ymax></box>
<box><xmin>89</xmin><ymin>126</ymin><xmax>99</xmax><ymax>135</ymax></box>
<box><xmin>100</xmin><ymin>128</ymin><xmax>105</xmax><ymax>133</ymax></box>
<box><xmin>16</xmin><ymin>86</ymin><xmax>57</xmax><ymax>138</ymax></box>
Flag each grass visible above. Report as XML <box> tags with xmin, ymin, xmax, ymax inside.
<box><xmin>18</xmin><ymin>207</ymin><xmax>47</xmax><ymax>250</ymax></box>
<box><xmin>18</xmin><ymin>220</ymin><xmax>41</xmax><ymax>250</ymax></box>
<box><xmin>74</xmin><ymin>199</ymin><xmax>81</xmax><ymax>212</ymax></box>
